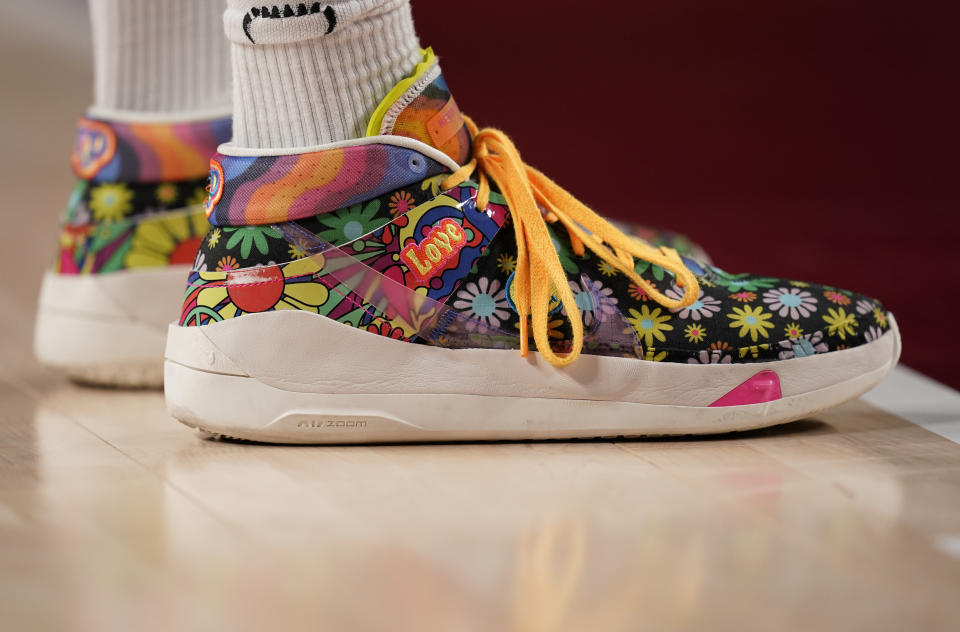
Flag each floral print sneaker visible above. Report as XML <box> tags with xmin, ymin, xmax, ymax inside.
<box><xmin>34</xmin><ymin>114</ymin><xmax>232</xmax><ymax>386</ymax></box>
<box><xmin>164</xmin><ymin>48</ymin><xmax>900</xmax><ymax>442</ymax></box>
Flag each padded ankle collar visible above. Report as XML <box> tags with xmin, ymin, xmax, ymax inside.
<box><xmin>72</xmin><ymin>115</ymin><xmax>232</xmax><ymax>183</ymax></box>
<box><xmin>205</xmin><ymin>140</ymin><xmax>449</xmax><ymax>226</ymax></box>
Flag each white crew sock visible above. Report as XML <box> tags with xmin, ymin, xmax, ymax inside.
<box><xmin>89</xmin><ymin>0</ymin><xmax>232</xmax><ymax>118</ymax></box>
<box><xmin>223</xmin><ymin>0</ymin><xmax>421</xmax><ymax>149</ymax></box>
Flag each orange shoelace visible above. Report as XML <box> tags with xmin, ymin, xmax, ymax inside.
<box><xmin>440</xmin><ymin>117</ymin><xmax>700</xmax><ymax>367</ymax></box>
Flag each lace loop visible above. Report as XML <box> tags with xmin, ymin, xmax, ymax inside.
<box><xmin>440</xmin><ymin>116</ymin><xmax>700</xmax><ymax>366</ymax></box>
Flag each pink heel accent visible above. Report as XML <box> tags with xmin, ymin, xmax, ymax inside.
<box><xmin>709</xmin><ymin>370</ymin><xmax>782</xmax><ymax>407</ymax></box>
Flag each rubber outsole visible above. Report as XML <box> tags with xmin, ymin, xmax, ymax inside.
<box><xmin>34</xmin><ymin>268</ymin><xmax>188</xmax><ymax>388</ymax></box>
<box><xmin>164</xmin><ymin>310</ymin><xmax>902</xmax><ymax>444</ymax></box>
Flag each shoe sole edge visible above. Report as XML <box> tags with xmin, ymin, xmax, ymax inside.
<box><xmin>164</xmin><ymin>311</ymin><xmax>901</xmax><ymax>443</ymax></box>
<box><xmin>34</xmin><ymin>268</ymin><xmax>188</xmax><ymax>388</ymax></box>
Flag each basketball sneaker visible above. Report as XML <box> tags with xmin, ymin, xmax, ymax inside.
<box><xmin>164</xmin><ymin>49</ymin><xmax>900</xmax><ymax>442</ymax></box>
<box><xmin>34</xmin><ymin>113</ymin><xmax>232</xmax><ymax>386</ymax></box>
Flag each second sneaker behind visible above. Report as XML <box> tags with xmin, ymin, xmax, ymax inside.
<box><xmin>35</xmin><ymin>113</ymin><xmax>231</xmax><ymax>386</ymax></box>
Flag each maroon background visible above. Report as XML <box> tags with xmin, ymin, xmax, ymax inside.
<box><xmin>413</xmin><ymin>0</ymin><xmax>960</xmax><ymax>388</ymax></box>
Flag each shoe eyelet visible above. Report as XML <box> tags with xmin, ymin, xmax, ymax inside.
<box><xmin>408</xmin><ymin>154</ymin><xmax>427</xmax><ymax>174</ymax></box>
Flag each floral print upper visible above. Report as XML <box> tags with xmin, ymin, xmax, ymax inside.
<box><xmin>181</xmin><ymin>181</ymin><xmax>508</xmax><ymax>341</ymax></box>
<box><xmin>57</xmin><ymin>180</ymin><xmax>211</xmax><ymax>274</ymax></box>
<box><xmin>449</xmin><ymin>221</ymin><xmax>891</xmax><ymax>363</ymax></box>
<box><xmin>55</xmin><ymin>115</ymin><xmax>232</xmax><ymax>275</ymax></box>
<box><xmin>179</xmin><ymin>170</ymin><xmax>891</xmax><ymax>365</ymax></box>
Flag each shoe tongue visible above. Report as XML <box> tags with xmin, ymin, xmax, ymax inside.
<box><xmin>365</xmin><ymin>47</ymin><xmax>472</xmax><ymax>166</ymax></box>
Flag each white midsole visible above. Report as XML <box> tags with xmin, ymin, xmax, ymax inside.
<box><xmin>34</xmin><ymin>267</ymin><xmax>188</xmax><ymax>371</ymax></box>
<box><xmin>164</xmin><ymin>310</ymin><xmax>901</xmax><ymax>442</ymax></box>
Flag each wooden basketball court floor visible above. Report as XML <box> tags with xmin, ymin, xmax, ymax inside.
<box><xmin>1</xmin><ymin>4</ymin><xmax>959</xmax><ymax>630</ymax></box>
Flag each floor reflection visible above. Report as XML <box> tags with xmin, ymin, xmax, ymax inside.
<box><xmin>513</xmin><ymin>516</ymin><xmax>585</xmax><ymax>632</ymax></box>
<box><xmin>2</xmin><ymin>379</ymin><xmax>956</xmax><ymax>630</ymax></box>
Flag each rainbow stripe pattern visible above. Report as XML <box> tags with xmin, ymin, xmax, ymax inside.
<box><xmin>207</xmin><ymin>143</ymin><xmax>449</xmax><ymax>226</ymax></box>
<box><xmin>71</xmin><ymin>116</ymin><xmax>232</xmax><ymax>183</ymax></box>
<box><xmin>180</xmin><ymin>183</ymin><xmax>511</xmax><ymax>340</ymax></box>
<box><xmin>387</xmin><ymin>73</ymin><xmax>470</xmax><ymax>167</ymax></box>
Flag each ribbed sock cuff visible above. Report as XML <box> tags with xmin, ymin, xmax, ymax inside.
<box><xmin>225</xmin><ymin>0</ymin><xmax>421</xmax><ymax>149</ymax></box>
<box><xmin>89</xmin><ymin>0</ymin><xmax>231</xmax><ymax>117</ymax></box>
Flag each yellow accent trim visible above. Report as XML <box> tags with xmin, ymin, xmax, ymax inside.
<box><xmin>365</xmin><ymin>47</ymin><xmax>436</xmax><ymax>137</ymax></box>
